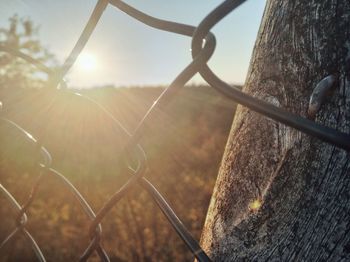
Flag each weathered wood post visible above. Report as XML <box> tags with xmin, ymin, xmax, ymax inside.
<box><xmin>201</xmin><ymin>1</ymin><xmax>350</xmax><ymax>260</ymax></box>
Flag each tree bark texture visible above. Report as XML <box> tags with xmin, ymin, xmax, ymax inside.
<box><xmin>200</xmin><ymin>1</ymin><xmax>350</xmax><ymax>261</ymax></box>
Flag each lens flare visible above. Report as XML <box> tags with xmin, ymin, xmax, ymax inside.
<box><xmin>249</xmin><ymin>199</ymin><xmax>262</xmax><ymax>212</ymax></box>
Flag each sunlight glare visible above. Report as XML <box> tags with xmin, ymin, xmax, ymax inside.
<box><xmin>76</xmin><ymin>53</ymin><xmax>97</xmax><ymax>71</ymax></box>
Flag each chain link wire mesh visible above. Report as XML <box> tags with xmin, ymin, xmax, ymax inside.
<box><xmin>0</xmin><ymin>0</ymin><xmax>349</xmax><ymax>261</ymax></box>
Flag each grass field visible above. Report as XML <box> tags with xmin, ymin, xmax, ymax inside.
<box><xmin>0</xmin><ymin>85</ymin><xmax>237</xmax><ymax>261</ymax></box>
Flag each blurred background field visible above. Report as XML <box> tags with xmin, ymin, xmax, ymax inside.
<box><xmin>0</xmin><ymin>13</ymin><xmax>238</xmax><ymax>261</ymax></box>
<box><xmin>0</xmin><ymin>85</ymin><xmax>237</xmax><ymax>261</ymax></box>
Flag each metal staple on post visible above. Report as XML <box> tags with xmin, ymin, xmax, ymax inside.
<box><xmin>0</xmin><ymin>0</ymin><xmax>349</xmax><ymax>261</ymax></box>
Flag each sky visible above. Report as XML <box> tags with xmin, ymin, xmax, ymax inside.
<box><xmin>0</xmin><ymin>0</ymin><xmax>266</xmax><ymax>88</ymax></box>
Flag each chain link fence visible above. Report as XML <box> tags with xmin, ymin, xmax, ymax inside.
<box><xmin>0</xmin><ymin>0</ymin><xmax>349</xmax><ymax>261</ymax></box>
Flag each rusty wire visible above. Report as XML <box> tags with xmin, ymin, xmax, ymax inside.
<box><xmin>0</xmin><ymin>0</ymin><xmax>349</xmax><ymax>261</ymax></box>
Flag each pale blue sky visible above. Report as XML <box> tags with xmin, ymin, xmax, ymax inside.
<box><xmin>0</xmin><ymin>0</ymin><xmax>266</xmax><ymax>88</ymax></box>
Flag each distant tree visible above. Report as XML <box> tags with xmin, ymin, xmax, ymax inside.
<box><xmin>0</xmin><ymin>15</ymin><xmax>56</xmax><ymax>89</ymax></box>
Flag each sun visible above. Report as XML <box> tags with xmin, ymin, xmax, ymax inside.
<box><xmin>76</xmin><ymin>53</ymin><xmax>97</xmax><ymax>71</ymax></box>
